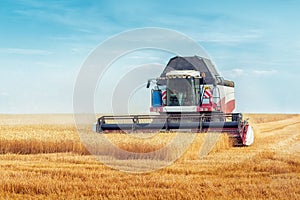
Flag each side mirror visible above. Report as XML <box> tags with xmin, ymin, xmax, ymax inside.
<box><xmin>146</xmin><ymin>80</ymin><xmax>150</xmax><ymax>88</ymax></box>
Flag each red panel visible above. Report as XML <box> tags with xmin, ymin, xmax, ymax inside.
<box><xmin>150</xmin><ymin>107</ymin><xmax>163</xmax><ymax>112</ymax></box>
<box><xmin>225</xmin><ymin>99</ymin><xmax>235</xmax><ymax>113</ymax></box>
<box><xmin>197</xmin><ymin>105</ymin><xmax>213</xmax><ymax>112</ymax></box>
<box><xmin>217</xmin><ymin>98</ymin><xmax>235</xmax><ymax>113</ymax></box>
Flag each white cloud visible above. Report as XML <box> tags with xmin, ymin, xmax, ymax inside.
<box><xmin>223</xmin><ymin>68</ymin><xmax>279</xmax><ymax>79</ymax></box>
<box><xmin>14</xmin><ymin>3</ymin><xmax>117</xmax><ymax>34</ymax></box>
<box><xmin>199</xmin><ymin>30</ymin><xmax>263</xmax><ymax>45</ymax></box>
<box><xmin>223</xmin><ymin>68</ymin><xmax>245</xmax><ymax>78</ymax></box>
<box><xmin>0</xmin><ymin>48</ymin><xmax>52</xmax><ymax>56</ymax></box>
<box><xmin>1</xmin><ymin>92</ymin><xmax>10</xmax><ymax>97</ymax></box>
<box><xmin>232</xmin><ymin>68</ymin><xmax>244</xmax><ymax>75</ymax></box>
<box><xmin>253</xmin><ymin>69</ymin><xmax>278</xmax><ymax>75</ymax></box>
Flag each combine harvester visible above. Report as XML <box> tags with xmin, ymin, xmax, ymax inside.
<box><xmin>94</xmin><ymin>56</ymin><xmax>254</xmax><ymax>146</ymax></box>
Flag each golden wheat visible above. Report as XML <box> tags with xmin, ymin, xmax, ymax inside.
<box><xmin>0</xmin><ymin>114</ymin><xmax>299</xmax><ymax>199</ymax></box>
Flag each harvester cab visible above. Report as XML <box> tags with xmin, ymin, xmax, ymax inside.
<box><xmin>148</xmin><ymin>70</ymin><xmax>226</xmax><ymax>114</ymax></box>
<box><xmin>94</xmin><ymin>56</ymin><xmax>254</xmax><ymax>146</ymax></box>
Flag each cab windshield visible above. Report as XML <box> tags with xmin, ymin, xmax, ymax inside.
<box><xmin>166</xmin><ymin>78</ymin><xmax>196</xmax><ymax>106</ymax></box>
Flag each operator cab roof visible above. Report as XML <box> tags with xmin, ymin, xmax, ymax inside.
<box><xmin>158</xmin><ymin>56</ymin><xmax>220</xmax><ymax>85</ymax></box>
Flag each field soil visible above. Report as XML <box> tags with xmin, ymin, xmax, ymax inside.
<box><xmin>0</xmin><ymin>114</ymin><xmax>299</xmax><ymax>199</ymax></box>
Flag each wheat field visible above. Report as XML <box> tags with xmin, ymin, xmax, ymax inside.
<box><xmin>0</xmin><ymin>114</ymin><xmax>299</xmax><ymax>199</ymax></box>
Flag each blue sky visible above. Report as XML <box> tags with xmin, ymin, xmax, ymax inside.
<box><xmin>1</xmin><ymin>0</ymin><xmax>300</xmax><ymax>114</ymax></box>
